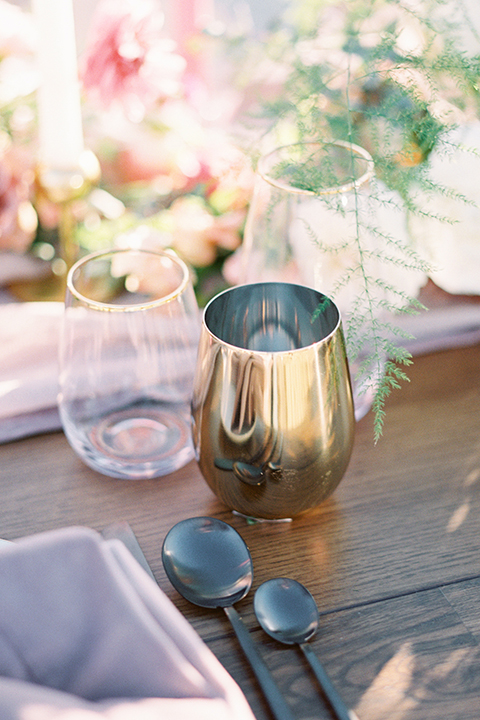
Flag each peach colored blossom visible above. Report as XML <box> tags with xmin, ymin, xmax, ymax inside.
<box><xmin>169</xmin><ymin>196</ymin><xmax>244</xmax><ymax>267</ymax></box>
<box><xmin>95</xmin><ymin>108</ymin><xmax>204</xmax><ymax>190</ymax></box>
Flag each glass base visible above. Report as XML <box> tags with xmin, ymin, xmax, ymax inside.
<box><xmin>62</xmin><ymin>404</ymin><xmax>194</xmax><ymax>479</ymax></box>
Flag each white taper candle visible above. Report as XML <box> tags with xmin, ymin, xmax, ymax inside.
<box><xmin>33</xmin><ymin>0</ymin><xmax>84</xmax><ymax>170</ymax></box>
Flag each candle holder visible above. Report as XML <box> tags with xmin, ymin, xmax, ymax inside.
<box><xmin>9</xmin><ymin>149</ymin><xmax>101</xmax><ymax>302</ymax></box>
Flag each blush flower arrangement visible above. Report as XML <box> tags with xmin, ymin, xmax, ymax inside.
<box><xmin>0</xmin><ymin>0</ymin><xmax>38</xmax><ymax>256</ymax></box>
<box><xmin>0</xmin><ymin>0</ymin><xmax>252</xmax><ymax>302</ymax></box>
<box><xmin>77</xmin><ymin>0</ymin><xmax>253</xmax><ymax>303</ymax></box>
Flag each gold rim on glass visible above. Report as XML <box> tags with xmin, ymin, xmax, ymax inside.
<box><xmin>66</xmin><ymin>248</ymin><xmax>190</xmax><ymax>312</ymax></box>
<box><xmin>258</xmin><ymin>140</ymin><xmax>375</xmax><ymax>196</ymax></box>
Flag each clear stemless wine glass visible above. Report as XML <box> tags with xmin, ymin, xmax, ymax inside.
<box><xmin>58</xmin><ymin>248</ymin><xmax>200</xmax><ymax>479</ymax></box>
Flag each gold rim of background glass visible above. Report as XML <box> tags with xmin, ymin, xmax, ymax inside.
<box><xmin>259</xmin><ymin>140</ymin><xmax>375</xmax><ymax>196</ymax></box>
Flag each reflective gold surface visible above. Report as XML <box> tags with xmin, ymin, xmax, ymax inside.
<box><xmin>192</xmin><ymin>283</ymin><xmax>355</xmax><ymax>519</ymax></box>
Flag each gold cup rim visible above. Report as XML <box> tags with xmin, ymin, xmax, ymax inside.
<box><xmin>202</xmin><ymin>281</ymin><xmax>342</xmax><ymax>355</ymax></box>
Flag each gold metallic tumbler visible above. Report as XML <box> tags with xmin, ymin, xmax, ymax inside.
<box><xmin>192</xmin><ymin>282</ymin><xmax>355</xmax><ymax>519</ymax></box>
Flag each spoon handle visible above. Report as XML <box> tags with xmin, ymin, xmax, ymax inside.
<box><xmin>300</xmin><ymin>643</ymin><xmax>359</xmax><ymax>720</ymax></box>
<box><xmin>224</xmin><ymin>606</ymin><xmax>295</xmax><ymax>720</ymax></box>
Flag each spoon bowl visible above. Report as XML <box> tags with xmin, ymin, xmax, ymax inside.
<box><xmin>162</xmin><ymin>516</ymin><xmax>252</xmax><ymax>608</ymax></box>
<box><xmin>162</xmin><ymin>517</ymin><xmax>295</xmax><ymax>720</ymax></box>
<box><xmin>254</xmin><ymin>576</ymin><xmax>319</xmax><ymax>645</ymax></box>
<box><xmin>254</xmin><ymin>578</ymin><xmax>359</xmax><ymax>720</ymax></box>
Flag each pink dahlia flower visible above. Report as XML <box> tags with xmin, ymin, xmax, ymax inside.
<box><xmin>81</xmin><ymin>0</ymin><xmax>186</xmax><ymax>120</ymax></box>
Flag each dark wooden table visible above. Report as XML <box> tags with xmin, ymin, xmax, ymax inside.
<box><xmin>1</xmin><ymin>342</ymin><xmax>480</xmax><ymax>720</ymax></box>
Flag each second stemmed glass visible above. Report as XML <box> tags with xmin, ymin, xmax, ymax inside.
<box><xmin>238</xmin><ymin>140</ymin><xmax>382</xmax><ymax>420</ymax></box>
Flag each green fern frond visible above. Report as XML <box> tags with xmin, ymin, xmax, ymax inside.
<box><xmin>232</xmin><ymin>0</ymin><xmax>480</xmax><ymax>438</ymax></box>
<box><xmin>372</xmin><ymin>359</ymin><xmax>412</xmax><ymax>442</ymax></box>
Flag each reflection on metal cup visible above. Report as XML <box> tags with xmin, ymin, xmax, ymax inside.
<box><xmin>192</xmin><ymin>282</ymin><xmax>355</xmax><ymax>519</ymax></box>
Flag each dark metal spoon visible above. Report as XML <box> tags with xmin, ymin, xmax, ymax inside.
<box><xmin>254</xmin><ymin>578</ymin><xmax>359</xmax><ymax>720</ymax></box>
<box><xmin>162</xmin><ymin>517</ymin><xmax>295</xmax><ymax>720</ymax></box>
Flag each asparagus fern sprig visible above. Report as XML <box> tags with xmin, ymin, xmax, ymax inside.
<box><xmin>232</xmin><ymin>0</ymin><xmax>480</xmax><ymax>437</ymax></box>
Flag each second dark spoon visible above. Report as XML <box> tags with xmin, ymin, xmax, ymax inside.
<box><xmin>254</xmin><ymin>578</ymin><xmax>359</xmax><ymax>720</ymax></box>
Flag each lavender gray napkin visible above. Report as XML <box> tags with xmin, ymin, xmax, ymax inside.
<box><xmin>0</xmin><ymin>526</ymin><xmax>255</xmax><ymax>720</ymax></box>
<box><xmin>0</xmin><ymin>301</ymin><xmax>62</xmax><ymax>442</ymax></box>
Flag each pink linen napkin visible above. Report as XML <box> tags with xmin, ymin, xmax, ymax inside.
<box><xmin>0</xmin><ymin>526</ymin><xmax>255</xmax><ymax>720</ymax></box>
<box><xmin>0</xmin><ymin>301</ymin><xmax>63</xmax><ymax>442</ymax></box>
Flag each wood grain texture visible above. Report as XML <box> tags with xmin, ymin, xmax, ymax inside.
<box><xmin>1</xmin><ymin>343</ymin><xmax>480</xmax><ymax>718</ymax></box>
<box><xmin>3</xmin><ymin>346</ymin><xmax>478</xmax><ymax>615</ymax></box>
<box><xmin>216</xmin><ymin>586</ymin><xmax>480</xmax><ymax>720</ymax></box>
<box><xmin>441</xmin><ymin>579</ymin><xmax>480</xmax><ymax>640</ymax></box>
